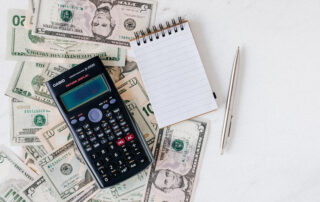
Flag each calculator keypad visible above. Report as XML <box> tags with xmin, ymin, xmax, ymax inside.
<box><xmin>71</xmin><ymin>97</ymin><xmax>149</xmax><ymax>185</ymax></box>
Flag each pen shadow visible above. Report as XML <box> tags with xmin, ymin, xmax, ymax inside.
<box><xmin>188</xmin><ymin>19</ymin><xmax>224</xmax><ymax>106</ymax></box>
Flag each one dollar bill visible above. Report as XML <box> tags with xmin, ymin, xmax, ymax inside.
<box><xmin>7</xmin><ymin>9</ymin><xmax>126</xmax><ymax>66</ymax></box>
<box><xmin>143</xmin><ymin>118</ymin><xmax>210</xmax><ymax>202</ymax></box>
<box><xmin>10</xmin><ymin>98</ymin><xmax>59</xmax><ymax>145</ymax></box>
<box><xmin>33</xmin><ymin>0</ymin><xmax>157</xmax><ymax>47</ymax></box>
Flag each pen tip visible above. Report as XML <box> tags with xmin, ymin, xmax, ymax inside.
<box><xmin>220</xmin><ymin>148</ymin><xmax>224</xmax><ymax>155</ymax></box>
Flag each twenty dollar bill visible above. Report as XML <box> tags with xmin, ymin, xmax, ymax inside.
<box><xmin>10</xmin><ymin>98</ymin><xmax>59</xmax><ymax>145</ymax></box>
<box><xmin>33</xmin><ymin>0</ymin><xmax>157</xmax><ymax>47</ymax></box>
<box><xmin>7</xmin><ymin>9</ymin><xmax>125</xmax><ymax>66</ymax></box>
<box><xmin>37</xmin><ymin>140</ymin><xmax>98</xmax><ymax>201</ymax></box>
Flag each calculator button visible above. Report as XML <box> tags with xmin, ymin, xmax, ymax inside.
<box><xmin>108</xmin><ymin>144</ymin><xmax>115</xmax><ymax>150</ymax></box>
<box><xmin>104</xmin><ymin>156</ymin><xmax>110</xmax><ymax>163</ymax></box>
<box><xmin>97</xmin><ymin>133</ymin><xmax>104</xmax><ymax>138</ymax></box>
<box><xmin>112</xmin><ymin>125</ymin><xmax>119</xmax><ymax>131</ymax></box>
<box><xmin>95</xmin><ymin>161</ymin><xmax>103</xmax><ymax>167</ymax></box>
<box><xmin>111</xmin><ymin>171</ymin><xmax>119</xmax><ymax>177</ymax></box>
<box><xmin>126</xmin><ymin>155</ymin><xmax>133</xmax><ymax>161</ymax></box>
<box><xmin>100</xmin><ymin>149</ymin><xmax>107</xmax><ymax>155</ymax></box>
<box><xmin>116</xmin><ymin>114</ymin><xmax>123</xmax><ymax>120</ymax></box>
<box><xmin>110</xmin><ymin>98</ymin><xmax>116</xmax><ymax>104</ymax></box>
<box><xmin>71</xmin><ymin>119</ymin><xmax>77</xmax><ymax>125</ymax></box>
<box><xmin>138</xmin><ymin>158</ymin><xmax>146</xmax><ymax>164</ymax></box>
<box><xmin>107</xmin><ymin>135</ymin><xmax>115</xmax><ymax>141</ymax></box>
<box><xmin>85</xmin><ymin>146</ymin><xmax>92</xmax><ymax>152</ymax></box>
<box><xmin>131</xmin><ymin>142</ymin><xmax>137</xmax><ymax>148</ymax></box>
<box><xmin>125</xmin><ymin>133</ymin><xmax>134</xmax><ymax>142</ymax></box>
<box><xmin>116</xmin><ymin>138</ymin><xmax>125</xmax><ymax>146</ymax></box>
<box><xmin>113</xmin><ymin>152</ymin><xmax>120</xmax><ymax>158</ymax></box>
<box><xmin>119</xmin><ymin>121</ymin><xmax>127</xmax><ymax>126</ymax></box>
<box><xmin>101</xmin><ymin>122</ymin><xmax>108</xmax><ymax>128</ymax></box>
<box><xmin>82</xmin><ymin>140</ymin><xmax>89</xmax><ymax>146</ymax></box>
<box><xmin>109</xmin><ymin>119</ymin><xmax>116</xmax><ymax>124</ymax></box>
<box><xmin>76</xmin><ymin>127</ymin><xmax>83</xmax><ymax>133</ymax></box>
<box><xmin>103</xmin><ymin>177</ymin><xmax>110</xmax><ymax>182</ymax></box>
<box><xmin>88</xmin><ymin>108</ymin><xmax>103</xmax><ymax>123</ymax></box>
<box><xmin>120</xmin><ymin>167</ymin><xmax>128</xmax><ymax>174</ymax></box>
<box><xmin>108</xmin><ymin>164</ymin><xmax>115</xmax><ymax>170</ymax></box>
<box><xmin>101</xmin><ymin>139</ymin><xmax>108</xmax><ymax>144</ymax></box>
<box><xmin>105</xmin><ymin>111</ymin><xmax>113</xmax><ymax>117</ymax></box>
<box><xmin>93</xmin><ymin>142</ymin><xmax>100</xmax><ymax>148</ymax></box>
<box><xmin>129</xmin><ymin>163</ymin><xmax>137</xmax><ymax>169</ymax></box>
<box><xmin>91</xmin><ymin>153</ymin><xmax>99</xmax><ymax>160</ymax></box>
<box><xmin>115</xmin><ymin>131</ymin><xmax>122</xmax><ymax>137</ymax></box>
<box><xmin>122</xmin><ymin>147</ymin><xmax>128</xmax><ymax>153</ymax></box>
<box><xmin>133</xmin><ymin>148</ymin><xmax>141</xmax><ymax>155</ymax></box>
<box><xmin>94</xmin><ymin>126</ymin><xmax>100</xmax><ymax>132</ymax></box>
<box><xmin>79</xmin><ymin>116</ymin><xmax>86</xmax><ymax>122</ymax></box>
<box><xmin>98</xmin><ymin>168</ymin><xmax>106</xmax><ymax>175</ymax></box>
<box><xmin>83</xmin><ymin>123</ymin><xmax>90</xmax><ymax>129</ymax></box>
<box><xmin>112</xmin><ymin>108</ymin><xmax>120</xmax><ymax>113</ymax></box>
<box><xmin>86</xmin><ymin>130</ymin><xmax>93</xmax><ymax>135</ymax></box>
<box><xmin>79</xmin><ymin>134</ymin><xmax>85</xmax><ymax>139</ymax></box>
<box><xmin>123</xmin><ymin>127</ymin><xmax>130</xmax><ymax>133</ymax></box>
<box><xmin>117</xmin><ymin>160</ymin><xmax>124</xmax><ymax>166</ymax></box>
<box><xmin>104</xmin><ymin>128</ymin><xmax>112</xmax><ymax>134</ymax></box>
<box><xmin>89</xmin><ymin>136</ymin><xmax>97</xmax><ymax>142</ymax></box>
<box><xmin>102</xmin><ymin>103</ymin><xmax>109</xmax><ymax>109</ymax></box>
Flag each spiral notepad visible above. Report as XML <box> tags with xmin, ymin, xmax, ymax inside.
<box><xmin>130</xmin><ymin>17</ymin><xmax>217</xmax><ymax>128</ymax></box>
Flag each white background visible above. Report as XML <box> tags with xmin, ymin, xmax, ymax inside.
<box><xmin>1</xmin><ymin>0</ymin><xmax>320</xmax><ymax>202</ymax></box>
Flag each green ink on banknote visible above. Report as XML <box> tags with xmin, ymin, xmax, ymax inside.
<box><xmin>172</xmin><ymin>139</ymin><xmax>184</xmax><ymax>151</ymax></box>
<box><xmin>61</xmin><ymin>10</ymin><xmax>73</xmax><ymax>22</ymax></box>
<box><xmin>34</xmin><ymin>114</ymin><xmax>46</xmax><ymax>126</ymax></box>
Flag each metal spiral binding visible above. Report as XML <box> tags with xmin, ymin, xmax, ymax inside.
<box><xmin>134</xmin><ymin>17</ymin><xmax>185</xmax><ymax>46</ymax></box>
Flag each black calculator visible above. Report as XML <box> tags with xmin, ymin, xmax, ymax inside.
<box><xmin>46</xmin><ymin>57</ymin><xmax>154</xmax><ymax>188</ymax></box>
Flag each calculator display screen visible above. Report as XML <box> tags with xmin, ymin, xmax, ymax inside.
<box><xmin>60</xmin><ymin>75</ymin><xmax>109</xmax><ymax>111</ymax></box>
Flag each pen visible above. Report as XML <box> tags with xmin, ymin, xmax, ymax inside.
<box><xmin>220</xmin><ymin>47</ymin><xmax>240</xmax><ymax>155</ymax></box>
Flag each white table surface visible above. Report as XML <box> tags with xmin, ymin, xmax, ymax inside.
<box><xmin>1</xmin><ymin>0</ymin><xmax>320</xmax><ymax>202</ymax></box>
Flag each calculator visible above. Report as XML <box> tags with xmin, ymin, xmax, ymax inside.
<box><xmin>46</xmin><ymin>57</ymin><xmax>154</xmax><ymax>188</ymax></box>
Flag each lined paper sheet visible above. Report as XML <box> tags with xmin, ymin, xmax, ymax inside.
<box><xmin>131</xmin><ymin>21</ymin><xmax>217</xmax><ymax>128</ymax></box>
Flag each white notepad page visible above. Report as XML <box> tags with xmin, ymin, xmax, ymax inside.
<box><xmin>131</xmin><ymin>21</ymin><xmax>217</xmax><ymax>128</ymax></box>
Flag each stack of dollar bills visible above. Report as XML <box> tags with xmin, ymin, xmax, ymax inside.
<box><xmin>2</xmin><ymin>0</ymin><xmax>211</xmax><ymax>201</ymax></box>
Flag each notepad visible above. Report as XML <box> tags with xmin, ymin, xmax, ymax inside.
<box><xmin>130</xmin><ymin>18</ymin><xmax>217</xmax><ymax>128</ymax></box>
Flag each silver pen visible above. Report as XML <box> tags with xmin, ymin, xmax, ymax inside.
<box><xmin>220</xmin><ymin>47</ymin><xmax>240</xmax><ymax>155</ymax></box>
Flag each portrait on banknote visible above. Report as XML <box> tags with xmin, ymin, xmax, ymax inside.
<box><xmin>150</xmin><ymin>168</ymin><xmax>193</xmax><ymax>200</ymax></box>
<box><xmin>89</xmin><ymin>0</ymin><xmax>116</xmax><ymax>40</ymax></box>
<box><xmin>106</xmin><ymin>57</ymin><xmax>138</xmax><ymax>82</ymax></box>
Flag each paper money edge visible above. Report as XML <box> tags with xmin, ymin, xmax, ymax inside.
<box><xmin>142</xmin><ymin>118</ymin><xmax>211</xmax><ymax>202</ymax></box>
<box><xmin>32</xmin><ymin>0</ymin><xmax>158</xmax><ymax>48</ymax></box>
<box><xmin>36</xmin><ymin>120</ymin><xmax>68</xmax><ymax>152</ymax></box>
<box><xmin>10</xmin><ymin>98</ymin><xmax>42</xmax><ymax>146</ymax></box>
<box><xmin>5</xmin><ymin>62</ymin><xmax>57</xmax><ymax>110</ymax></box>
<box><xmin>36</xmin><ymin>140</ymin><xmax>96</xmax><ymax>201</ymax></box>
